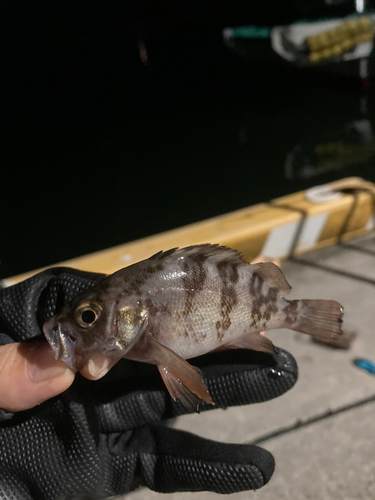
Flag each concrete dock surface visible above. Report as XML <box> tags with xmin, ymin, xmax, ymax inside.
<box><xmin>122</xmin><ymin>233</ymin><xmax>375</xmax><ymax>500</ymax></box>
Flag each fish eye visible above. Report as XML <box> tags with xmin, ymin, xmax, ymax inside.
<box><xmin>75</xmin><ymin>303</ymin><xmax>101</xmax><ymax>328</ymax></box>
<box><xmin>81</xmin><ymin>309</ymin><xmax>96</xmax><ymax>324</ymax></box>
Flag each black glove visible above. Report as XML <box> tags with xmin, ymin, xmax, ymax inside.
<box><xmin>0</xmin><ymin>268</ymin><xmax>298</xmax><ymax>500</ymax></box>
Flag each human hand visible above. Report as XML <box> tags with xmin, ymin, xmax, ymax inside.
<box><xmin>0</xmin><ymin>340</ymin><xmax>74</xmax><ymax>412</ymax></box>
<box><xmin>0</xmin><ymin>268</ymin><xmax>113</xmax><ymax>413</ymax></box>
<box><xmin>0</xmin><ymin>267</ymin><xmax>298</xmax><ymax>499</ymax></box>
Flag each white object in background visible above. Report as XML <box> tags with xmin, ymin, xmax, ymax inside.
<box><xmin>305</xmin><ymin>185</ymin><xmax>344</xmax><ymax>203</ymax></box>
<box><xmin>356</xmin><ymin>0</ymin><xmax>365</xmax><ymax>13</ymax></box>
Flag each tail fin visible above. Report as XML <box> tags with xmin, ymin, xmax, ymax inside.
<box><xmin>292</xmin><ymin>300</ymin><xmax>344</xmax><ymax>341</ymax></box>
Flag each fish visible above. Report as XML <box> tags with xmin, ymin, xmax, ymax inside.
<box><xmin>43</xmin><ymin>244</ymin><xmax>344</xmax><ymax>411</ymax></box>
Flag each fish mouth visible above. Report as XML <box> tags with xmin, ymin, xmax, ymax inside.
<box><xmin>43</xmin><ymin>319</ymin><xmax>83</xmax><ymax>371</ymax></box>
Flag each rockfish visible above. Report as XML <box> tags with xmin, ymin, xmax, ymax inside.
<box><xmin>43</xmin><ymin>244</ymin><xmax>344</xmax><ymax>410</ymax></box>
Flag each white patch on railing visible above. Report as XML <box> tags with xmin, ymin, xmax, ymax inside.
<box><xmin>121</xmin><ymin>254</ymin><xmax>133</xmax><ymax>263</ymax></box>
<box><xmin>366</xmin><ymin>213</ymin><xmax>375</xmax><ymax>229</ymax></box>
<box><xmin>0</xmin><ymin>279</ymin><xmax>15</xmax><ymax>288</ymax></box>
<box><xmin>260</xmin><ymin>213</ymin><xmax>328</xmax><ymax>258</ymax></box>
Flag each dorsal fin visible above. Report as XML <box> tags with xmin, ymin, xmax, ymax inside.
<box><xmin>251</xmin><ymin>262</ymin><xmax>292</xmax><ymax>297</ymax></box>
<box><xmin>149</xmin><ymin>248</ymin><xmax>179</xmax><ymax>260</ymax></box>
<box><xmin>149</xmin><ymin>244</ymin><xmax>247</xmax><ymax>266</ymax></box>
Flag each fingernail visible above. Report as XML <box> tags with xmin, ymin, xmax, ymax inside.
<box><xmin>27</xmin><ymin>343</ymin><xmax>71</xmax><ymax>382</ymax></box>
<box><xmin>87</xmin><ymin>355</ymin><xmax>112</xmax><ymax>378</ymax></box>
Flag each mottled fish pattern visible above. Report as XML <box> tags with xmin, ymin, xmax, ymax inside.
<box><xmin>43</xmin><ymin>244</ymin><xmax>344</xmax><ymax>411</ymax></box>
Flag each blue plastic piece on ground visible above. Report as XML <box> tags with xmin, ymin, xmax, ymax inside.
<box><xmin>354</xmin><ymin>358</ymin><xmax>375</xmax><ymax>375</ymax></box>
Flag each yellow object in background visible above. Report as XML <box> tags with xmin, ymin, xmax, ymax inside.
<box><xmin>3</xmin><ymin>177</ymin><xmax>375</xmax><ymax>286</ymax></box>
<box><xmin>306</xmin><ymin>16</ymin><xmax>373</xmax><ymax>62</ymax></box>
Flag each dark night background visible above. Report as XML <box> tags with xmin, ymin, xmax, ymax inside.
<box><xmin>2</xmin><ymin>0</ymin><xmax>375</xmax><ymax>280</ymax></box>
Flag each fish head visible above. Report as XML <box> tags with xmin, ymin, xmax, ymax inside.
<box><xmin>43</xmin><ymin>283</ymin><xmax>149</xmax><ymax>371</ymax></box>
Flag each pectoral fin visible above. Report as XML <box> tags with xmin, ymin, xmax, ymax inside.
<box><xmin>148</xmin><ymin>336</ymin><xmax>215</xmax><ymax>411</ymax></box>
<box><xmin>216</xmin><ymin>332</ymin><xmax>276</xmax><ymax>355</ymax></box>
<box><xmin>232</xmin><ymin>334</ymin><xmax>276</xmax><ymax>354</ymax></box>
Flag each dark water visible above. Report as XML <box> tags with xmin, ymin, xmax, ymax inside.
<box><xmin>3</xmin><ymin>13</ymin><xmax>375</xmax><ymax>279</ymax></box>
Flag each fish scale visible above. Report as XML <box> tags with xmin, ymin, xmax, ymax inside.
<box><xmin>43</xmin><ymin>244</ymin><xmax>344</xmax><ymax>412</ymax></box>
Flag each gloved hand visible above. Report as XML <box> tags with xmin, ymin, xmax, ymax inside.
<box><xmin>0</xmin><ymin>268</ymin><xmax>298</xmax><ymax>500</ymax></box>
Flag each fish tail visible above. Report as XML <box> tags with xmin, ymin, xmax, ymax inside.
<box><xmin>291</xmin><ymin>299</ymin><xmax>344</xmax><ymax>341</ymax></box>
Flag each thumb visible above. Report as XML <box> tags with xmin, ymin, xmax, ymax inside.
<box><xmin>0</xmin><ymin>342</ymin><xmax>75</xmax><ymax>412</ymax></box>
